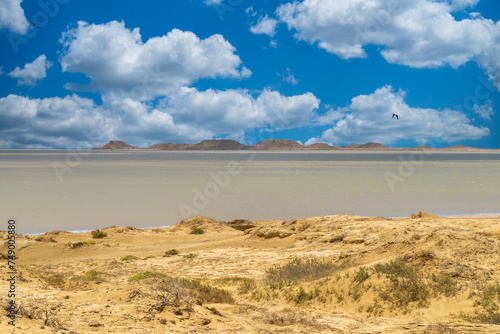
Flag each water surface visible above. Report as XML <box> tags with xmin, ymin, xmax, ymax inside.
<box><xmin>1</xmin><ymin>150</ymin><xmax>499</xmax><ymax>234</ymax></box>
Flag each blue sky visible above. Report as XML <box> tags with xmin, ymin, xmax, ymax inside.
<box><xmin>0</xmin><ymin>0</ymin><xmax>499</xmax><ymax>148</ymax></box>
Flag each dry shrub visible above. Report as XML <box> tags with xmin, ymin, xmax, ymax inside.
<box><xmin>266</xmin><ymin>257</ymin><xmax>338</xmax><ymax>283</ymax></box>
<box><xmin>17</xmin><ymin>298</ymin><xmax>69</xmax><ymax>330</ymax></box>
<box><xmin>128</xmin><ymin>276</ymin><xmax>234</xmax><ymax>317</ymax></box>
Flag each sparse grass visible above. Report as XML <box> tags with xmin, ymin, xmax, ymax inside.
<box><xmin>266</xmin><ymin>257</ymin><xmax>338</xmax><ymax>283</ymax></box>
<box><xmin>190</xmin><ymin>226</ymin><xmax>205</xmax><ymax>235</ymax></box>
<box><xmin>42</xmin><ymin>273</ymin><xmax>66</xmax><ymax>288</ymax></box>
<box><xmin>353</xmin><ymin>267</ymin><xmax>371</xmax><ymax>284</ymax></box>
<box><xmin>261</xmin><ymin>308</ymin><xmax>323</xmax><ymax>328</ymax></box>
<box><xmin>216</xmin><ymin>277</ymin><xmax>258</xmax><ymax>294</ymax></box>
<box><xmin>459</xmin><ymin>283</ymin><xmax>500</xmax><ymax>324</ymax></box>
<box><xmin>121</xmin><ymin>255</ymin><xmax>139</xmax><ymax>261</ymax></box>
<box><xmin>72</xmin><ymin>270</ymin><xmax>108</xmax><ymax>283</ymax></box>
<box><xmin>431</xmin><ymin>273</ymin><xmax>458</xmax><ymax>297</ymax></box>
<box><xmin>165</xmin><ymin>249</ymin><xmax>179</xmax><ymax>256</ymax></box>
<box><xmin>129</xmin><ymin>271</ymin><xmax>169</xmax><ymax>281</ymax></box>
<box><xmin>91</xmin><ymin>229</ymin><xmax>107</xmax><ymax>239</ymax></box>
<box><xmin>374</xmin><ymin>261</ymin><xmax>430</xmax><ymax>309</ymax></box>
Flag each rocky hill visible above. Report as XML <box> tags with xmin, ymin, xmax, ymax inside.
<box><xmin>94</xmin><ymin>139</ymin><xmax>496</xmax><ymax>151</ymax></box>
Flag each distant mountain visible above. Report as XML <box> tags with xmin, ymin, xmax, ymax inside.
<box><xmin>93</xmin><ymin>140</ymin><xmax>497</xmax><ymax>151</ymax></box>
<box><xmin>96</xmin><ymin>141</ymin><xmax>140</xmax><ymax>150</ymax></box>
<box><xmin>251</xmin><ymin>139</ymin><xmax>305</xmax><ymax>150</ymax></box>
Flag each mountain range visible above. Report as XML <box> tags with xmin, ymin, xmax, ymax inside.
<box><xmin>94</xmin><ymin>140</ymin><xmax>497</xmax><ymax>151</ymax></box>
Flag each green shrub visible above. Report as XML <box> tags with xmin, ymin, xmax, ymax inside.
<box><xmin>190</xmin><ymin>226</ymin><xmax>205</xmax><ymax>235</ymax></box>
<box><xmin>353</xmin><ymin>267</ymin><xmax>371</xmax><ymax>284</ymax></box>
<box><xmin>165</xmin><ymin>249</ymin><xmax>179</xmax><ymax>256</ymax></box>
<box><xmin>91</xmin><ymin>229</ymin><xmax>107</xmax><ymax>239</ymax></box>
<box><xmin>129</xmin><ymin>271</ymin><xmax>169</xmax><ymax>281</ymax></box>
<box><xmin>266</xmin><ymin>257</ymin><xmax>337</xmax><ymax>283</ymax></box>
<box><xmin>121</xmin><ymin>255</ymin><xmax>139</xmax><ymax>261</ymax></box>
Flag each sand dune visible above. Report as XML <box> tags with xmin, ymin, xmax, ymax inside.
<box><xmin>2</xmin><ymin>213</ymin><xmax>500</xmax><ymax>333</ymax></box>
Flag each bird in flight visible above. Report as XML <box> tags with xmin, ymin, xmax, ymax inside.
<box><xmin>392</xmin><ymin>113</ymin><xmax>399</xmax><ymax>120</ymax></box>
<box><xmin>30</xmin><ymin>22</ymin><xmax>42</xmax><ymax>26</ymax></box>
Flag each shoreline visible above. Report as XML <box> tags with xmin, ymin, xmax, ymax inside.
<box><xmin>24</xmin><ymin>211</ymin><xmax>500</xmax><ymax>236</ymax></box>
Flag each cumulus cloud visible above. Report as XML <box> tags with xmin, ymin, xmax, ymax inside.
<box><xmin>60</xmin><ymin>21</ymin><xmax>251</xmax><ymax>100</ymax></box>
<box><xmin>307</xmin><ymin>86</ymin><xmax>490</xmax><ymax>146</ymax></box>
<box><xmin>8</xmin><ymin>55</ymin><xmax>53</xmax><ymax>86</ymax></box>
<box><xmin>0</xmin><ymin>87</ymin><xmax>320</xmax><ymax>148</ymax></box>
<box><xmin>0</xmin><ymin>0</ymin><xmax>29</xmax><ymax>34</ymax></box>
<box><xmin>277</xmin><ymin>0</ymin><xmax>500</xmax><ymax>88</ymax></box>
<box><xmin>250</xmin><ymin>15</ymin><xmax>279</xmax><ymax>37</ymax></box>
<box><xmin>473</xmin><ymin>99</ymin><xmax>494</xmax><ymax>120</ymax></box>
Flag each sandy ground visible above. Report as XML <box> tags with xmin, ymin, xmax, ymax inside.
<box><xmin>1</xmin><ymin>212</ymin><xmax>500</xmax><ymax>333</ymax></box>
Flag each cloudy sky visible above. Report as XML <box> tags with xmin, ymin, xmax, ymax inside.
<box><xmin>0</xmin><ymin>0</ymin><xmax>499</xmax><ymax>148</ymax></box>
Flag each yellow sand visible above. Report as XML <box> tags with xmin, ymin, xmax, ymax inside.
<box><xmin>1</xmin><ymin>213</ymin><xmax>500</xmax><ymax>333</ymax></box>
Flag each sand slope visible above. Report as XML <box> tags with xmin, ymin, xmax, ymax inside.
<box><xmin>1</xmin><ymin>214</ymin><xmax>500</xmax><ymax>333</ymax></box>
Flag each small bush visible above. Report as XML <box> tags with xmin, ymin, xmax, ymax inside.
<box><xmin>165</xmin><ymin>249</ymin><xmax>179</xmax><ymax>256</ymax></box>
<box><xmin>121</xmin><ymin>255</ymin><xmax>139</xmax><ymax>261</ymax></box>
<box><xmin>460</xmin><ymin>283</ymin><xmax>500</xmax><ymax>324</ymax></box>
<box><xmin>374</xmin><ymin>261</ymin><xmax>430</xmax><ymax>309</ymax></box>
<box><xmin>183</xmin><ymin>253</ymin><xmax>197</xmax><ymax>259</ymax></box>
<box><xmin>190</xmin><ymin>226</ymin><xmax>205</xmax><ymax>235</ymax></box>
<box><xmin>353</xmin><ymin>267</ymin><xmax>371</xmax><ymax>284</ymax></box>
<box><xmin>43</xmin><ymin>273</ymin><xmax>66</xmax><ymax>288</ymax></box>
<box><xmin>91</xmin><ymin>229</ymin><xmax>107</xmax><ymax>239</ymax></box>
<box><xmin>129</xmin><ymin>271</ymin><xmax>169</xmax><ymax>281</ymax></box>
<box><xmin>266</xmin><ymin>257</ymin><xmax>338</xmax><ymax>283</ymax></box>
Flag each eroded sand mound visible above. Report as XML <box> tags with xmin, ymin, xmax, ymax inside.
<box><xmin>169</xmin><ymin>216</ymin><xmax>234</xmax><ymax>232</ymax></box>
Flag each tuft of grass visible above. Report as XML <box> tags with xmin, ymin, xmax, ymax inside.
<box><xmin>91</xmin><ymin>229</ymin><xmax>107</xmax><ymax>239</ymax></box>
<box><xmin>165</xmin><ymin>249</ymin><xmax>179</xmax><ymax>256</ymax></box>
<box><xmin>352</xmin><ymin>267</ymin><xmax>371</xmax><ymax>284</ymax></box>
<box><xmin>190</xmin><ymin>226</ymin><xmax>205</xmax><ymax>235</ymax></box>
<box><xmin>43</xmin><ymin>273</ymin><xmax>66</xmax><ymax>288</ymax></box>
<box><xmin>71</xmin><ymin>270</ymin><xmax>108</xmax><ymax>283</ymax></box>
<box><xmin>266</xmin><ymin>257</ymin><xmax>338</xmax><ymax>283</ymax></box>
<box><xmin>460</xmin><ymin>283</ymin><xmax>500</xmax><ymax>324</ymax></box>
<box><xmin>121</xmin><ymin>255</ymin><xmax>139</xmax><ymax>261</ymax></box>
<box><xmin>374</xmin><ymin>261</ymin><xmax>430</xmax><ymax>309</ymax></box>
<box><xmin>431</xmin><ymin>273</ymin><xmax>458</xmax><ymax>297</ymax></box>
<box><xmin>183</xmin><ymin>253</ymin><xmax>197</xmax><ymax>259</ymax></box>
<box><xmin>129</xmin><ymin>271</ymin><xmax>169</xmax><ymax>281</ymax></box>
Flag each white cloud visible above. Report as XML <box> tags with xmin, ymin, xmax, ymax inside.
<box><xmin>473</xmin><ymin>99</ymin><xmax>494</xmax><ymax>120</ymax></box>
<box><xmin>277</xmin><ymin>0</ymin><xmax>500</xmax><ymax>88</ymax></box>
<box><xmin>165</xmin><ymin>87</ymin><xmax>319</xmax><ymax>134</ymax></box>
<box><xmin>245</xmin><ymin>6</ymin><xmax>257</xmax><ymax>17</ymax></box>
<box><xmin>60</xmin><ymin>21</ymin><xmax>251</xmax><ymax>100</ymax></box>
<box><xmin>250</xmin><ymin>15</ymin><xmax>279</xmax><ymax>37</ymax></box>
<box><xmin>0</xmin><ymin>87</ymin><xmax>320</xmax><ymax>148</ymax></box>
<box><xmin>0</xmin><ymin>0</ymin><xmax>29</xmax><ymax>34</ymax></box>
<box><xmin>277</xmin><ymin>68</ymin><xmax>298</xmax><ymax>85</ymax></box>
<box><xmin>449</xmin><ymin>0</ymin><xmax>480</xmax><ymax>11</ymax></box>
<box><xmin>307</xmin><ymin>86</ymin><xmax>490</xmax><ymax>146</ymax></box>
<box><xmin>315</xmin><ymin>107</ymin><xmax>346</xmax><ymax>126</ymax></box>
<box><xmin>8</xmin><ymin>55</ymin><xmax>53</xmax><ymax>86</ymax></box>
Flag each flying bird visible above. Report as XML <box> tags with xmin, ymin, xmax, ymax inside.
<box><xmin>392</xmin><ymin>113</ymin><xmax>399</xmax><ymax>120</ymax></box>
<box><xmin>30</xmin><ymin>22</ymin><xmax>41</xmax><ymax>26</ymax></box>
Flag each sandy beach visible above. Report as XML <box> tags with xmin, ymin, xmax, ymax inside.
<box><xmin>2</xmin><ymin>212</ymin><xmax>500</xmax><ymax>333</ymax></box>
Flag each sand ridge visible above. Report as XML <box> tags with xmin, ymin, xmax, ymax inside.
<box><xmin>1</xmin><ymin>213</ymin><xmax>500</xmax><ymax>333</ymax></box>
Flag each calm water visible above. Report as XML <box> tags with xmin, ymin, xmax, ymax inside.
<box><xmin>1</xmin><ymin>150</ymin><xmax>499</xmax><ymax>234</ymax></box>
